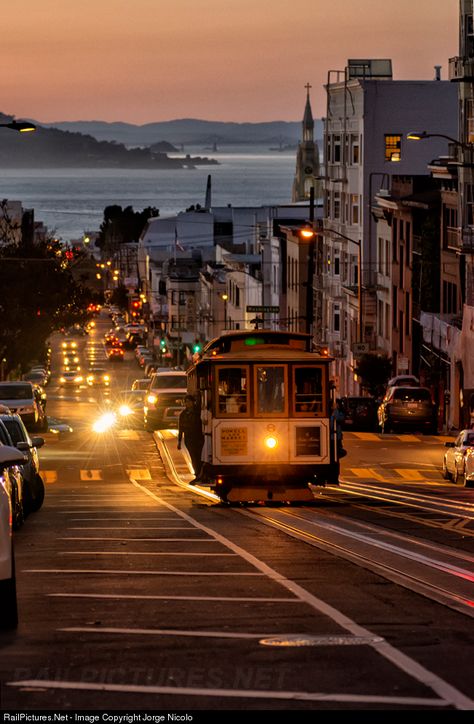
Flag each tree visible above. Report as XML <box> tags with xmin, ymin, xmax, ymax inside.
<box><xmin>96</xmin><ymin>205</ymin><xmax>159</xmax><ymax>253</ymax></box>
<box><xmin>0</xmin><ymin>237</ymin><xmax>94</xmax><ymax>373</ymax></box>
<box><xmin>354</xmin><ymin>353</ymin><xmax>392</xmax><ymax>397</ymax></box>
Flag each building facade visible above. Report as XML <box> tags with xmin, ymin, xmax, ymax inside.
<box><xmin>321</xmin><ymin>59</ymin><xmax>458</xmax><ymax>395</ymax></box>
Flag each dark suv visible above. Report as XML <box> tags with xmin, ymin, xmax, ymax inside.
<box><xmin>340</xmin><ymin>397</ymin><xmax>378</xmax><ymax>431</ymax></box>
<box><xmin>143</xmin><ymin>371</ymin><xmax>187</xmax><ymax>431</ymax></box>
<box><xmin>377</xmin><ymin>386</ymin><xmax>437</xmax><ymax>434</ymax></box>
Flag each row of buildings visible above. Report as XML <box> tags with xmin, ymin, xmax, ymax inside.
<box><xmin>124</xmin><ymin>4</ymin><xmax>474</xmax><ymax>431</ymax></box>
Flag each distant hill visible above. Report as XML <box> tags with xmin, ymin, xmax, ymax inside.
<box><xmin>40</xmin><ymin>118</ymin><xmax>325</xmax><ymax>148</ymax></box>
<box><xmin>0</xmin><ymin>113</ymin><xmax>215</xmax><ymax>168</ymax></box>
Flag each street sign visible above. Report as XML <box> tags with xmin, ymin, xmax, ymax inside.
<box><xmin>246</xmin><ymin>305</ymin><xmax>280</xmax><ymax>313</ymax></box>
<box><xmin>351</xmin><ymin>343</ymin><xmax>370</xmax><ymax>356</ymax></box>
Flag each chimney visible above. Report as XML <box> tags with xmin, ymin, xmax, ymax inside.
<box><xmin>434</xmin><ymin>65</ymin><xmax>442</xmax><ymax>81</ymax></box>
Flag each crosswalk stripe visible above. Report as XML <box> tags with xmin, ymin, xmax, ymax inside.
<box><xmin>42</xmin><ymin>470</ymin><xmax>58</xmax><ymax>484</ymax></box>
<box><xmin>394</xmin><ymin>469</ymin><xmax>426</xmax><ymax>481</ymax></box>
<box><xmin>352</xmin><ymin>433</ymin><xmax>380</xmax><ymax>441</ymax></box>
<box><xmin>349</xmin><ymin>468</ymin><xmax>386</xmax><ymax>481</ymax></box>
<box><xmin>117</xmin><ymin>430</ymin><xmax>140</xmax><ymax>440</ymax></box>
<box><xmin>127</xmin><ymin>468</ymin><xmax>151</xmax><ymax>480</ymax></box>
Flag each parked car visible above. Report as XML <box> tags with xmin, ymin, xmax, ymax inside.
<box><xmin>0</xmin><ymin>382</ymin><xmax>44</xmax><ymax>430</ymax></box>
<box><xmin>32</xmin><ymin>385</ymin><xmax>48</xmax><ymax>431</ymax></box>
<box><xmin>0</xmin><ymin>421</ymin><xmax>25</xmax><ymax>530</ymax></box>
<box><xmin>340</xmin><ymin>396</ymin><xmax>378</xmax><ymax>431</ymax></box>
<box><xmin>0</xmin><ymin>413</ymin><xmax>45</xmax><ymax>514</ymax></box>
<box><xmin>138</xmin><ymin>352</ymin><xmax>154</xmax><ymax>368</ymax></box>
<box><xmin>443</xmin><ymin>430</ymin><xmax>474</xmax><ymax>486</ymax></box>
<box><xmin>143</xmin><ymin>371</ymin><xmax>187</xmax><ymax>431</ymax></box>
<box><xmin>23</xmin><ymin>369</ymin><xmax>49</xmax><ymax>387</ymax></box>
<box><xmin>377</xmin><ymin>386</ymin><xmax>438</xmax><ymax>434</ymax></box>
<box><xmin>387</xmin><ymin>375</ymin><xmax>420</xmax><ymax>388</ymax></box>
<box><xmin>0</xmin><ymin>444</ymin><xmax>29</xmax><ymax>629</ymax></box>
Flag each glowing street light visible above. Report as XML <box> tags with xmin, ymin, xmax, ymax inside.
<box><xmin>407</xmin><ymin>131</ymin><xmax>470</xmax><ymax>151</ymax></box>
<box><xmin>0</xmin><ymin>120</ymin><xmax>36</xmax><ymax>133</ymax></box>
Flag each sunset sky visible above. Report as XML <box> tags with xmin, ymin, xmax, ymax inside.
<box><xmin>2</xmin><ymin>0</ymin><xmax>459</xmax><ymax>125</ymax></box>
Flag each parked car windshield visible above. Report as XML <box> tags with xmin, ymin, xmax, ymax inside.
<box><xmin>0</xmin><ymin>384</ymin><xmax>33</xmax><ymax>400</ymax></box>
<box><xmin>393</xmin><ymin>389</ymin><xmax>431</xmax><ymax>402</ymax></box>
<box><xmin>1</xmin><ymin>418</ymin><xmax>26</xmax><ymax>444</ymax></box>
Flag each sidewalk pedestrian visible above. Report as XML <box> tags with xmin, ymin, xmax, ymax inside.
<box><xmin>330</xmin><ymin>398</ymin><xmax>346</xmax><ymax>458</ymax></box>
<box><xmin>177</xmin><ymin>394</ymin><xmax>204</xmax><ymax>483</ymax></box>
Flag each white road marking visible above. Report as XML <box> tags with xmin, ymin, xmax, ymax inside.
<box><xmin>59</xmin><ymin>536</ymin><xmax>221</xmax><ymax>542</ymax></box>
<box><xmin>48</xmin><ymin>593</ymin><xmax>301</xmax><ymax>603</ymax></box>
<box><xmin>58</xmin><ymin>551</ymin><xmax>235</xmax><ymax>557</ymax></box>
<box><xmin>67</xmin><ymin>525</ymin><xmax>195</xmax><ymax>530</ymax></box>
<box><xmin>23</xmin><ymin>569</ymin><xmax>263</xmax><ymax>577</ymax></box>
<box><xmin>5</xmin><ymin>680</ymin><xmax>449</xmax><ymax>707</ymax></box>
<box><xmin>128</xmin><ymin>479</ymin><xmax>474</xmax><ymax>711</ymax></box>
<box><xmin>60</xmin><ymin>626</ymin><xmax>275</xmax><ymax>639</ymax></box>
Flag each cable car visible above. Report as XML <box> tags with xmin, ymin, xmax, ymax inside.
<box><xmin>187</xmin><ymin>330</ymin><xmax>340</xmax><ymax>503</ymax></box>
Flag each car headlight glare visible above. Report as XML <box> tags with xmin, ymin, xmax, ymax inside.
<box><xmin>147</xmin><ymin>394</ymin><xmax>158</xmax><ymax>404</ymax></box>
<box><xmin>119</xmin><ymin>404</ymin><xmax>133</xmax><ymax>417</ymax></box>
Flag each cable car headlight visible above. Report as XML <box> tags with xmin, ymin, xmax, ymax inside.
<box><xmin>264</xmin><ymin>435</ymin><xmax>278</xmax><ymax>450</ymax></box>
<box><xmin>147</xmin><ymin>393</ymin><xmax>158</xmax><ymax>405</ymax></box>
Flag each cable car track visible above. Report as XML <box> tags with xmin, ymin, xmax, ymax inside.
<box><xmin>156</xmin><ymin>431</ymin><xmax>474</xmax><ymax>617</ymax></box>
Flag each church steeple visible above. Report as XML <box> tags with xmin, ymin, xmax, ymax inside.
<box><xmin>292</xmin><ymin>83</ymin><xmax>321</xmax><ymax>203</ymax></box>
<box><xmin>303</xmin><ymin>83</ymin><xmax>314</xmax><ymax>143</ymax></box>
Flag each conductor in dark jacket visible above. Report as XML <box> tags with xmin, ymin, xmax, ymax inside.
<box><xmin>178</xmin><ymin>394</ymin><xmax>204</xmax><ymax>482</ymax></box>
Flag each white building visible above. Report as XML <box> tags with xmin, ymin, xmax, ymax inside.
<box><xmin>322</xmin><ymin>59</ymin><xmax>457</xmax><ymax>395</ymax></box>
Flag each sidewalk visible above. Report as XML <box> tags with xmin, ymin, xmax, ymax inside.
<box><xmin>153</xmin><ymin>429</ymin><xmax>195</xmax><ymax>487</ymax></box>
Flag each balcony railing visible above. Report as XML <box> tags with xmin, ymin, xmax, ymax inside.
<box><xmin>446</xmin><ymin>226</ymin><xmax>461</xmax><ymax>249</ymax></box>
<box><xmin>461</xmin><ymin>226</ymin><xmax>474</xmax><ymax>253</ymax></box>
<box><xmin>449</xmin><ymin>56</ymin><xmax>474</xmax><ymax>82</ymax></box>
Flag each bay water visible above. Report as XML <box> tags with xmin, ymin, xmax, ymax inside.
<box><xmin>0</xmin><ymin>149</ymin><xmax>297</xmax><ymax>243</ymax></box>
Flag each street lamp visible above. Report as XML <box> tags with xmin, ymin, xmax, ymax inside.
<box><xmin>0</xmin><ymin>120</ymin><xmax>36</xmax><ymax>133</ymax></box>
<box><xmin>221</xmin><ymin>293</ymin><xmax>228</xmax><ymax>329</ymax></box>
<box><xmin>407</xmin><ymin>131</ymin><xmax>469</xmax><ymax>152</ymax></box>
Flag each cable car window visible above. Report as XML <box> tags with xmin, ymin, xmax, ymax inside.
<box><xmin>216</xmin><ymin>366</ymin><xmax>249</xmax><ymax>416</ymax></box>
<box><xmin>293</xmin><ymin>366</ymin><xmax>324</xmax><ymax>416</ymax></box>
<box><xmin>255</xmin><ymin>365</ymin><xmax>286</xmax><ymax>416</ymax></box>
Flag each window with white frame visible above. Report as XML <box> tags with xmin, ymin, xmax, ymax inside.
<box><xmin>351</xmin><ymin>134</ymin><xmax>360</xmax><ymax>165</ymax></box>
<box><xmin>333</xmin><ymin>191</ymin><xmax>341</xmax><ymax>219</ymax></box>
<box><xmin>333</xmin><ymin>304</ymin><xmax>340</xmax><ymax>332</ymax></box>
<box><xmin>351</xmin><ymin>194</ymin><xmax>360</xmax><ymax>225</ymax></box>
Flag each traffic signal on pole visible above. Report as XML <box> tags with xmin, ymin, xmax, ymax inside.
<box><xmin>192</xmin><ymin>340</ymin><xmax>202</xmax><ymax>354</ymax></box>
<box><xmin>160</xmin><ymin>338</ymin><xmax>167</xmax><ymax>353</ymax></box>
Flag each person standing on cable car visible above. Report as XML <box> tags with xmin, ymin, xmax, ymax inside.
<box><xmin>177</xmin><ymin>394</ymin><xmax>204</xmax><ymax>483</ymax></box>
